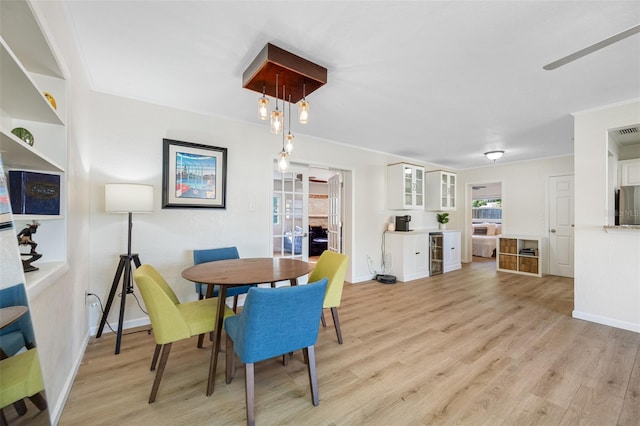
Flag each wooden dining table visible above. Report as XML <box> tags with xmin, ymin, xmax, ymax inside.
<box><xmin>181</xmin><ymin>257</ymin><xmax>315</xmax><ymax>396</ymax></box>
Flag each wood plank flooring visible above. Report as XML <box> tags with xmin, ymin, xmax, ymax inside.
<box><xmin>10</xmin><ymin>260</ymin><xmax>640</xmax><ymax>425</ymax></box>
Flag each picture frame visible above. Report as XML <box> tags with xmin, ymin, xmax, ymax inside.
<box><xmin>162</xmin><ymin>139</ymin><xmax>227</xmax><ymax>209</ymax></box>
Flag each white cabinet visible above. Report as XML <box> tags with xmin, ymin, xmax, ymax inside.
<box><xmin>425</xmin><ymin>171</ymin><xmax>456</xmax><ymax>211</ymax></box>
<box><xmin>442</xmin><ymin>231</ymin><xmax>461</xmax><ymax>272</ymax></box>
<box><xmin>384</xmin><ymin>231</ymin><xmax>429</xmax><ymax>282</ymax></box>
<box><xmin>497</xmin><ymin>235</ymin><xmax>543</xmax><ymax>277</ymax></box>
<box><xmin>620</xmin><ymin>159</ymin><xmax>640</xmax><ymax>186</ymax></box>
<box><xmin>387</xmin><ymin>163</ymin><xmax>424</xmax><ymax>210</ymax></box>
<box><xmin>0</xmin><ymin>0</ymin><xmax>67</xmax><ymax>286</ymax></box>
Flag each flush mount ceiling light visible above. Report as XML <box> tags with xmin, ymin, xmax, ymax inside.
<box><xmin>243</xmin><ymin>43</ymin><xmax>327</xmax><ymax>170</ymax></box>
<box><xmin>484</xmin><ymin>150</ymin><xmax>505</xmax><ymax>161</ymax></box>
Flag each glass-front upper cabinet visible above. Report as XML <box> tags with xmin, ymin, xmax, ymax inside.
<box><xmin>387</xmin><ymin>163</ymin><xmax>425</xmax><ymax>210</ymax></box>
<box><xmin>426</xmin><ymin>170</ymin><xmax>456</xmax><ymax>211</ymax></box>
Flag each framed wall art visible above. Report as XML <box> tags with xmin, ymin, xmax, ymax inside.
<box><xmin>162</xmin><ymin>139</ymin><xmax>227</xmax><ymax>208</ymax></box>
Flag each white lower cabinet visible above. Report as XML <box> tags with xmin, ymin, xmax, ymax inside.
<box><xmin>384</xmin><ymin>231</ymin><xmax>429</xmax><ymax>282</ymax></box>
<box><xmin>442</xmin><ymin>231</ymin><xmax>461</xmax><ymax>272</ymax></box>
<box><xmin>383</xmin><ymin>230</ymin><xmax>461</xmax><ymax>282</ymax></box>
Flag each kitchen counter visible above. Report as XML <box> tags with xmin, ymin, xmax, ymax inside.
<box><xmin>603</xmin><ymin>225</ymin><xmax>640</xmax><ymax>231</ymax></box>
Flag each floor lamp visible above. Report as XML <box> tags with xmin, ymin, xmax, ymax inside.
<box><xmin>96</xmin><ymin>183</ymin><xmax>154</xmax><ymax>354</ymax></box>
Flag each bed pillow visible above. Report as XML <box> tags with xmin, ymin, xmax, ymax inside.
<box><xmin>484</xmin><ymin>223</ymin><xmax>497</xmax><ymax>235</ymax></box>
<box><xmin>473</xmin><ymin>226</ymin><xmax>487</xmax><ymax>235</ymax></box>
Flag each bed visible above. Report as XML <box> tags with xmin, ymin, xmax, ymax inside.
<box><xmin>472</xmin><ymin>223</ymin><xmax>501</xmax><ymax>258</ymax></box>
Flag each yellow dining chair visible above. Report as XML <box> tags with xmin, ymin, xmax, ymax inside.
<box><xmin>0</xmin><ymin>348</ymin><xmax>47</xmax><ymax>424</ymax></box>
<box><xmin>133</xmin><ymin>264</ymin><xmax>234</xmax><ymax>403</ymax></box>
<box><xmin>308</xmin><ymin>251</ymin><xmax>349</xmax><ymax>344</ymax></box>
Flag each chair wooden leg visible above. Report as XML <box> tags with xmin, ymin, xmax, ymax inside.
<box><xmin>305</xmin><ymin>346</ymin><xmax>320</xmax><ymax>406</ymax></box>
<box><xmin>245</xmin><ymin>363</ymin><xmax>255</xmax><ymax>426</ymax></box>
<box><xmin>331</xmin><ymin>307</ymin><xmax>343</xmax><ymax>344</ymax></box>
<box><xmin>149</xmin><ymin>343</ymin><xmax>172</xmax><ymax>403</ymax></box>
<box><xmin>225</xmin><ymin>333</ymin><xmax>235</xmax><ymax>384</ymax></box>
<box><xmin>233</xmin><ymin>295</ymin><xmax>239</xmax><ymax>312</ymax></box>
<box><xmin>320</xmin><ymin>311</ymin><xmax>327</xmax><ymax>327</ymax></box>
<box><xmin>150</xmin><ymin>344</ymin><xmax>161</xmax><ymax>370</ymax></box>
<box><xmin>12</xmin><ymin>399</ymin><xmax>27</xmax><ymax>416</ymax></box>
<box><xmin>197</xmin><ymin>333</ymin><xmax>205</xmax><ymax>348</ymax></box>
<box><xmin>28</xmin><ymin>392</ymin><xmax>47</xmax><ymax>411</ymax></box>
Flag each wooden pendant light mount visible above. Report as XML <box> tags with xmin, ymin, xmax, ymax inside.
<box><xmin>242</xmin><ymin>43</ymin><xmax>327</xmax><ymax>103</ymax></box>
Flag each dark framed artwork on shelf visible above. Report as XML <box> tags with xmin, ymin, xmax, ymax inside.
<box><xmin>162</xmin><ymin>139</ymin><xmax>227</xmax><ymax>208</ymax></box>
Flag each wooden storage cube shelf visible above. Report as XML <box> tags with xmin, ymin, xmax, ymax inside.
<box><xmin>518</xmin><ymin>256</ymin><xmax>538</xmax><ymax>274</ymax></box>
<box><xmin>499</xmin><ymin>254</ymin><xmax>517</xmax><ymax>271</ymax></box>
<box><xmin>499</xmin><ymin>238</ymin><xmax>517</xmax><ymax>254</ymax></box>
<box><xmin>497</xmin><ymin>235</ymin><xmax>543</xmax><ymax>277</ymax></box>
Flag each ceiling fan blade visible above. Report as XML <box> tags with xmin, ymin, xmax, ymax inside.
<box><xmin>543</xmin><ymin>24</ymin><xmax>640</xmax><ymax>70</ymax></box>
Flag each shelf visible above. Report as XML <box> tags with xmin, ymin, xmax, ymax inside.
<box><xmin>13</xmin><ymin>214</ymin><xmax>63</xmax><ymax>221</ymax></box>
<box><xmin>24</xmin><ymin>261</ymin><xmax>68</xmax><ymax>300</ymax></box>
<box><xmin>0</xmin><ymin>41</ymin><xmax>64</xmax><ymax>125</ymax></box>
<box><xmin>0</xmin><ymin>128</ymin><xmax>64</xmax><ymax>172</ymax></box>
<box><xmin>0</xmin><ymin>0</ymin><xmax>64</xmax><ymax>78</ymax></box>
<box><xmin>497</xmin><ymin>235</ymin><xmax>543</xmax><ymax>277</ymax></box>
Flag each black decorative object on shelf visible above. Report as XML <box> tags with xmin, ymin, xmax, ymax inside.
<box><xmin>17</xmin><ymin>221</ymin><xmax>42</xmax><ymax>272</ymax></box>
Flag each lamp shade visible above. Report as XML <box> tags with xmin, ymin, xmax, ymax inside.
<box><xmin>105</xmin><ymin>183</ymin><xmax>154</xmax><ymax>213</ymax></box>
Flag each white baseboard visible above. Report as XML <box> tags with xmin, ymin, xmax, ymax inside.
<box><xmin>49</xmin><ymin>332</ymin><xmax>90</xmax><ymax>425</ymax></box>
<box><xmin>89</xmin><ymin>317</ymin><xmax>151</xmax><ymax>337</ymax></box>
<box><xmin>572</xmin><ymin>310</ymin><xmax>640</xmax><ymax>333</ymax></box>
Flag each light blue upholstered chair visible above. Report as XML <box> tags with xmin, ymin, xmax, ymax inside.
<box><xmin>0</xmin><ymin>285</ymin><xmax>36</xmax><ymax>357</ymax></box>
<box><xmin>193</xmin><ymin>247</ymin><xmax>254</xmax><ymax>311</ymax></box>
<box><xmin>224</xmin><ymin>278</ymin><xmax>328</xmax><ymax>426</ymax></box>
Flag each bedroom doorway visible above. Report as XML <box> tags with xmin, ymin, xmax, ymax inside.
<box><xmin>470</xmin><ymin>182</ymin><xmax>502</xmax><ymax>264</ymax></box>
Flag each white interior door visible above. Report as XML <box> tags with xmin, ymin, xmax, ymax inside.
<box><xmin>327</xmin><ymin>173</ymin><xmax>342</xmax><ymax>253</ymax></box>
<box><xmin>548</xmin><ymin>175</ymin><xmax>574</xmax><ymax>277</ymax></box>
<box><xmin>272</xmin><ymin>164</ymin><xmax>308</xmax><ymax>259</ymax></box>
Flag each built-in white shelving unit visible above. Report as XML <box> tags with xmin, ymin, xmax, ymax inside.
<box><xmin>1</xmin><ymin>0</ymin><xmax>67</xmax><ymax>290</ymax></box>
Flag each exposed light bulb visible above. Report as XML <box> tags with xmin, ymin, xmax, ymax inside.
<box><xmin>271</xmin><ymin>109</ymin><xmax>283</xmax><ymax>134</ymax></box>
<box><xmin>278</xmin><ymin>150</ymin><xmax>289</xmax><ymax>171</ymax></box>
<box><xmin>285</xmin><ymin>133</ymin><xmax>295</xmax><ymax>154</ymax></box>
<box><xmin>298</xmin><ymin>99</ymin><xmax>309</xmax><ymax>124</ymax></box>
<box><xmin>258</xmin><ymin>96</ymin><xmax>269</xmax><ymax>120</ymax></box>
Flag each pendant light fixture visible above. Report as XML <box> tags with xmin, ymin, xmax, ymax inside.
<box><xmin>242</xmin><ymin>43</ymin><xmax>327</xmax><ymax>169</ymax></box>
<box><xmin>298</xmin><ymin>82</ymin><xmax>309</xmax><ymax>124</ymax></box>
<box><xmin>278</xmin><ymin>84</ymin><xmax>290</xmax><ymax>171</ymax></box>
<box><xmin>285</xmin><ymin>94</ymin><xmax>295</xmax><ymax>154</ymax></box>
<box><xmin>270</xmin><ymin>74</ymin><xmax>283</xmax><ymax>134</ymax></box>
<box><xmin>258</xmin><ymin>85</ymin><xmax>269</xmax><ymax>120</ymax></box>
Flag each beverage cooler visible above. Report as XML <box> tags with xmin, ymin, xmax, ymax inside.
<box><xmin>429</xmin><ymin>232</ymin><xmax>443</xmax><ymax>275</ymax></box>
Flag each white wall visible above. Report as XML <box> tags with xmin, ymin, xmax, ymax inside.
<box><xmin>25</xmin><ymin>2</ymin><xmax>95</xmax><ymax>423</ymax></box>
<box><xmin>457</xmin><ymin>155</ymin><xmax>574</xmax><ymax>263</ymax></box>
<box><xmin>84</xmin><ymin>91</ymin><xmax>444</xmax><ymax>330</ymax></box>
<box><xmin>573</xmin><ymin>99</ymin><xmax>640</xmax><ymax>333</ymax></box>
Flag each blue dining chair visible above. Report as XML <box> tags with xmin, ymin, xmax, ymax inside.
<box><xmin>224</xmin><ymin>278</ymin><xmax>328</xmax><ymax>426</ymax></box>
<box><xmin>193</xmin><ymin>247</ymin><xmax>254</xmax><ymax>311</ymax></box>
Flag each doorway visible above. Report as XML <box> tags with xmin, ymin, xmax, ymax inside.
<box><xmin>548</xmin><ymin>175</ymin><xmax>574</xmax><ymax>277</ymax></box>
<box><xmin>272</xmin><ymin>161</ymin><xmax>349</xmax><ymax>265</ymax></box>
<box><xmin>469</xmin><ymin>182</ymin><xmax>503</xmax><ymax>264</ymax></box>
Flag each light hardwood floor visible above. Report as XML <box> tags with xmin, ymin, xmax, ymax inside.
<box><xmin>11</xmin><ymin>260</ymin><xmax>640</xmax><ymax>425</ymax></box>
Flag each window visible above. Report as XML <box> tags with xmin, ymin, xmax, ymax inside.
<box><xmin>472</xmin><ymin>199</ymin><xmax>502</xmax><ymax>221</ymax></box>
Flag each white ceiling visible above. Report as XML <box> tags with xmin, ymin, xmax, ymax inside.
<box><xmin>61</xmin><ymin>1</ymin><xmax>640</xmax><ymax>169</ymax></box>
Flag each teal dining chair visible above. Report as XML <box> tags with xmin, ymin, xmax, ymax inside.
<box><xmin>193</xmin><ymin>247</ymin><xmax>254</xmax><ymax>311</ymax></box>
<box><xmin>224</xmin><ymin>278</ymin><xmax>328</xmax><ymax>426</ymax></box>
